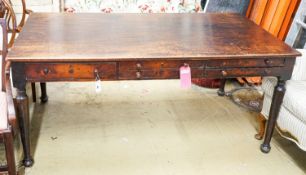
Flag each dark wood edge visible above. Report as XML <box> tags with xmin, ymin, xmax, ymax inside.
<box><xmin>7</xmin><ymin>54</ymin><xmax>301</xmax><ymax>63</ymax></box>
<box><xmin>20</xmin><ymin>57</ymin><xmax>295</xmax><ymax>65</ymax></box>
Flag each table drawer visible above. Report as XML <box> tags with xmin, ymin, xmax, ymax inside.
<box><xmin>205</xmin><ymin>67</ymin><xmax>284</xmax><ymax>78</ymax></box>
<box><xmin>119</xmin><ymin>68</ymin><xmax>204</xmax><ymax>80</ymax></box>
<box><xmin>25</xmin><ymin>63</ymin><xmax>117</xmax><ymax>81</ymax></box>
<box><xmin>118</xmin><ymin>60</ymin><xmax>204</xmax><ymax>79</ymax></box>
<box><xmin>119</xmin><ymin>60</ymin><xmax>205</xmax><ymax>71</ymax></box>
<box><xmin>206</xmin><ymin>58</ymin><xmax>286</xmax><ymax>68</ymax></box>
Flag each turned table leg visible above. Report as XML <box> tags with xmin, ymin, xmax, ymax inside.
<box><xmin>12</xmin><ymin>63</ymin><xmax>34</xmax><ymax>167</ymax></box>
<box><xmin>16</xmin><ymin>87</ymin><xmax>34</xmax><ymax>167</ymax></box>
<box><xmin>261</xmin><ymin>79</ymin><xmax>285</xmax><ymax>153</ymax></box>
<box><xmin>217</xmin><ymin>79</ymin><xmax>226</xmax><ymax>96</ymax></box>
<box><xmin>40</xmin><ymin>82</ymin><xmax>48</xmax><ymax>103</ymax></box>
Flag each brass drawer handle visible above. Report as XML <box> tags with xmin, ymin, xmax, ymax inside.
<box><xmin>264</xmin><ymin>59</ymin><xmax>272</xmax><ymax>66</ymax></box>
<box><xmin>68</xmin><ymin>68</ymin><xmax>74</xmax><ymax>74</ymax></box>
<box><xmin>221</xmin><ymin>70</ymin><xmax>227</xmax><ymax>76</ymax></box>
<box><xmin>264</xmin><ymin>69</ymin><xmax>272</xmax><ymax>75</ymax></box>
<box><xmin>136</xmin><ymin>71</ymin><xmax>141</xmax><ymax>79</ymax></box>
<box><xmin>136</xmin><ymin>63</ymin><xmax>142</xmax><ymax>69</ymax></box>
<box><xmin>43</xmin><ymin>68</ymin><xmax>49</xmax><ymax>75</ymax></box>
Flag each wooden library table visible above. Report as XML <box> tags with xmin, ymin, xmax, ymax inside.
<box><xmin>7</xmin><ymin>13</ymin><xmax>300</xmax><ymax>167</ymax></box>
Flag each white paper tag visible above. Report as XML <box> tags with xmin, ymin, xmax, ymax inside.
<box><xmin>95</xmin><ymin>80</ymin><xmax>102</xmax><ymax>93</ymax></box>
<box><xmin>180</xmin><ymin>69</ymin><xmax>190</xmax><ymax>74</ymax></box>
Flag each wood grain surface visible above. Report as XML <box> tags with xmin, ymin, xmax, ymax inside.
<box><xmin>7</xmin><ymin>13</ymin><xmax>300</xmax><ymax>62</ymax></box>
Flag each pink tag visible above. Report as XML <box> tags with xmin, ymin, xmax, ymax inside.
<box><xmin>180</xmin><ymin>64</ymin><xmax>192</xmax><ymax>89</ymax></box>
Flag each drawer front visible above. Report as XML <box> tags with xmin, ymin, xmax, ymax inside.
<box><xmin>206</xmin><ymin>58</ymin><xmax>286</xmax><ymax>68</ymax></box>
<box><xmin>205</xmin><ymin>67</ymin><xmax>284</xmax><ymax>78</ymax></box>
<box><xmin>119</xmin><ymin>60</ymin><xmax>204</xmax><ymax>71</ymax></box>
<box><xmin>25</xmin><ymin>63</ymin><xmax>117</xmax><ymax>81</ymax></box>
<box><xmin>119</xmin><ymin>60</ymin><xmax>205</xmax><ymax>80</ymax></box>
<box><xmin>119</xmin><ymin>68</ymin><xmax>204</xmax><ymax>80</ymax></box>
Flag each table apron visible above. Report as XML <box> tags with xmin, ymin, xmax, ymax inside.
<box><xmin>16</xmin><ymin>58</ymin><xmax>295</xmax><ymax>82</ymax></box>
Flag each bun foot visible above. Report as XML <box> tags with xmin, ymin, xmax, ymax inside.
<box><xmin>40</xmin><ymin>96</ymin><xmax>48</xmax><ymax>103</ymax></box>
<box><xmin>260</xmin><ymin>144</ymin><xmax>271</xmax><ymax>153</ymax></box>
<box><xmin>23</xmin><ymin>158</ymin><xmax>34</xmax><ymax>167</ymax></box>
<box><xmin>217</xmin><ymin>90</ymin><xmax>225</xmax><ymax>96</ymax></box>
<box><xmin>217</xmin><ymin>79</ymin><xmax>226</xmax><ymax>96</ymax></box>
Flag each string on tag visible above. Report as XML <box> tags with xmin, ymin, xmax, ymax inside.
<box><xmin>95</xmin><ymin>69</ymin><xmax>102</xmax><ymax>93</ymax></box>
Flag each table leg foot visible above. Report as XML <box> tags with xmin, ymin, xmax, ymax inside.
<box><xmin>260</xmin><ymin>144</ymin><xmax>271</xmax><ymax>153</ymax></box>
<box><xmin>23</xmin><ymin>158</ymin><xmax>34</xmax><ymax>167</ymax></box>
<box><xmin>217</xmin><ymin>79</ymin><xmax>226</xmax><ymax>96</ymax></box>
<box><xmin>217</xmin><ymin>90</ymin><xmax>225</xmax><ymax>96</ymax></box>
<box><xmin>40</xmin><ymin>96</ymin><xmax>48</xmax><ymax>103</ymax></box>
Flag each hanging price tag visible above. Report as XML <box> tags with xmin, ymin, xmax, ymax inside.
<box><xmin>95</xmin><ymin>79</ymin><xmax>102</xmax><ymax>93</ymax></box>
<box><xmin>180</xmin><ymin>64</ymin><xmax>191</xmax><ymax>89</ymax></box>
<box><xmin>95</xmin><ymin>69</ymin><xmax>102</xmax><ymax>93</ymax></box>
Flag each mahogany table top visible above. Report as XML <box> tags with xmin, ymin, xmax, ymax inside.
<box><xmin>8</xmin><ymin>13</ymin><xmax>300</xmax><ymax>62</ymax></box>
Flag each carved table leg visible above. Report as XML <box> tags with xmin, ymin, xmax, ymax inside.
<box><xmin>255</xmin><ymin>113</ymin><xmax>267</xmax><ymax>140</ymax></box>
<box><xmin>40</xmin><ymin>82</ymin><xmax>48</xmax><ymax>103</ymax></box>
<box><xmin>16</xmin><ymin>88</ymin><xmax>34</xmax><ymax>167</ymax></box>
<box><xmin>217</xmin><ymin>79</ymin><xmax>226</xmax><ymax>96</ymax></box>
<box><xmin>261</xmin><ymin>79</ymin><xmax>286</xmax><ymax>153</ymax></box>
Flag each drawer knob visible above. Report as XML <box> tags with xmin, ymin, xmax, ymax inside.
<box><xmin>136</xmin><ymin>71</ymin><xmax>141</xmax><ymax>79</ymax></box>
<box><xmin>43</xmin><ymin>68</ymin><xmax>49</xmax><ymax>75</ymax></box>
<box><xmin>264</xmin><ymin>69</ymin><xmax>272</xmax><ymax>75</ymax></box>
<box><xmin>221</xmin><ymin>70</ymin><xmax>227</xmax><ymax>76</ymax></box>
<box><xmin>136</xmin><ymin>63</ymin><xmax>142</xmax><ymax>69</ymax></box>
<box><xmin>69</xmin><ymin>68</ymin><xmax>74</xmax><ymax>74</ymax></box>
<box><xmin>265</xmin><ymin>59</ymin><xmax>272</xmax><ymax>66</ymax></box>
